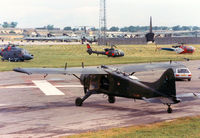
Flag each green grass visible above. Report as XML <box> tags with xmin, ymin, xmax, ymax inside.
<box><xmin>0</xmin><ymin>44</ymin><xmax>200</xmax><ymax>71</ymax></box>
<box><xmin>65</xmin><ymin>116</ymin><xmax>200</xmax><ymax>138</ymax></box>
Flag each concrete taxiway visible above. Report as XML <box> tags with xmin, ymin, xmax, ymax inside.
<box><xmin>0</xmin><ymin>60</ymin><xmax>200</xmax><ymax>137</ymax></box>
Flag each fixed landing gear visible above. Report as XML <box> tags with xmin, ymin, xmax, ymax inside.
<box><xmin>108</xmin><ymin>96</ymin><xmax>115</xmax><ymax>103</ymax></box>
<box><xmin>75</xmin><ymin>90</ymin><xmax>95</xmax><ymax>106</ymax></box>
<box><xmin>75</xmin><ymin>97</ymin><xmax>83</xmax><ymax>106</ymax></box>
<box><xmin>167</xmin><ymin>104</ymin><xmax>172</xmax><ymax>113</ymax></box>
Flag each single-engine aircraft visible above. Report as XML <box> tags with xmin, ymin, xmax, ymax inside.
<box><xmin>0</xmin><ymin>44</ymin><xmax>34</xmax><ymax>62</ymax></box>
<box><xmin>13</xmin><ymin>62</ymin><xmax>200</xmax><ymax>113</ymax></box>
<box><xmin>86</xmin><ymin>44</ymin><xmax>124</xmax><ymax>57</ymax></box>
<box><xmin>159</xmin><ymin>43</ymin><xmax>195</xmax><ymax>54</ymax></box>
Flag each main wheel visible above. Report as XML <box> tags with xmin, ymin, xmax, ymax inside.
<box><xmin>167</xmin><ymin>107</ymin><xmax>172</xmax><ymax>113</ymax></box>
<box><xmin>188</xmin><ymin>78</ymin><xmax>191</xmax><ymax>81</ymax></box>
<box><xmin>108</xmin><ymin>96</ymin><xmax>115</xmax><ymax>103</ymax></box>
<box><xmin>75</xmin><ymin>97</ymin><xmax>83</xmax><ymax>106</ymax></box>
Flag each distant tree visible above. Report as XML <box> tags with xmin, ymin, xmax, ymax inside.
<box><xmin>2</xmin><ymin>22</ymin><xmax>18</xmax><ymax>28</ymax></box>
<box><xmin>192</xmin><ymin>26</ymin><xmax>200</xmax><ymax>31</ymax></box>
<box><xmin>2</xmin><ymin>22</ymin><xmax>9</xmax><ymax>28</ymax></box>
<box><xmin>120</xmin><ymin>27</ymin><xmax>129</xmax><ymax>32</ymax></box>
<box><xmin>128</xmin><ymin>26</ymin><xmax>136</xmax><ymax>32</ymax></box>
<box><xmin>109</xmin><ymin>26</ymin><xmax>119</xmax><ymax>31</ymax></box>
<box><xmin>72</xmin><ymin>28</ymin><xmax>79</xmax><ymax>32</ymax></box>
<box><xmin>182</xmin><ymin>26</ymin><xmax>191</xmax><ymax>31</ymax></box>
<box><xmin>91</xmin><ymin>27</ymin><xmax>98</xmax><ymax>31</ymax></box>
<box><xmin>10</xmin><ymin>22</ymin><xmax>18</xmax><ymax>28</ymax></box>
<box><xmin>161</xmin><ymin>26</ymin><xmax>169</xmax><ymax>30</ymax></box>
<box><xmin>46</xmin><ymin>25</ymin><xmax>54</xmax><ymax>30</ymax></box>
<box><xmin>172</xmin><ymin>25</ymin><xmax>181</xmax><ymax>31</ymax></box>
<box><xmin>64</xmin><ymin>26</ymin><xmax>72</xmax><ymax>30</ymax></box>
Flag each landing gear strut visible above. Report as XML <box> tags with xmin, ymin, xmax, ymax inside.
<box><xmin>75</xmin><ymin>90</ymin><xmax>95</xmax><ymax>106</ymax></box>
<box><xmin>167</xmin><ymin>104</ymin><xmax>172</xmax><ymax>113</ymax></box>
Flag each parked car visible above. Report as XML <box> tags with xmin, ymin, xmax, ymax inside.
<box><xmin>174</xmin><ymin>68</ymin><xmax>192</xmax><ymax>81</ymax></box>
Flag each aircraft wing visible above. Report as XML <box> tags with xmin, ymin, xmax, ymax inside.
<box><xmin>13</xmin><ymin>67</ymin><xmax>107</xmax><ymax>75</ymax></box>
<box><xmin>13</xmin><ymin>62</ymin><xmax>185</xmax><ymax>75</ymax></box>
<box><xmin>117</xmin><ymin>62</ymin><xmax>185</xmax><ymax>73</ymax></box>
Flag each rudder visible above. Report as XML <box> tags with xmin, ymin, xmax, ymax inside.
<box><xmin>154</xmin><ymin>68</ymin><xmax>176</xmax><ymax>96</ymax></box>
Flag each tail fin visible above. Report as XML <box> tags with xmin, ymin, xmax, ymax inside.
<box><xmin>144</xmin><ymin>68</ymin><xmax>176</xmax><ymax>97</ymax></box>
<box><xmin>155</xmin><ymin>68</ymin><xmax>176</xmax><ymax>96</ymax></box>
<box><xmin>86</xmin><ymin>44</ymin><xmax>93</xmax><ymax>55</ymax></box>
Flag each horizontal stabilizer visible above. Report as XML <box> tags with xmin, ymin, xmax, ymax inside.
<box><xmin>176</xmin><ymin>93</ymin><xmax>200</xmax><ymax>102</ymax></box>
<box><xmin>142</xmin><ymin>97</ymin><xmax>176</xmax><ymax>104</ymax></box>
<box><xmin>142</xmin><ymin>92</ymin><xmax>200</xmax><ymax>104</ymax></box>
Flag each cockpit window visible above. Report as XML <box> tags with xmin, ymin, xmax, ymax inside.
<box><xmin>22</xmin><ymin>49</ymin><xmax>28</xmax><ymax>54</ymax></box>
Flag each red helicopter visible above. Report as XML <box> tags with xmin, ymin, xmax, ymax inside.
<box><xmin>159</xmin><ymin>43</ymin><xmax>195</xmax><ymax>54</ymax></box>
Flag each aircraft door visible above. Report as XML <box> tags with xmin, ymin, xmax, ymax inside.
<box><xmin>89</xmin><ymin>75</ymin><xmax>100</xmax><ymax>91</ymax></box>
<box><xmin>100</xmin><ymin>75</ymin><xmax>109</xmax><ymax>91</ymax></box>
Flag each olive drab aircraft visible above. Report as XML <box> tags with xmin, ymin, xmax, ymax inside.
<box><xmin>86</xmin><ymin>44</ymin><xmax>124</xmax><ymax>57</ymax></box>
<box><xmin>13</xmin><ymin>62</ymin><xmax>200</xmax><ymax>113</ymax></box>
<box><xmin>0</xmin><ymin>44</ymin><xmax>34</xmax><ymax>62</ymax></box>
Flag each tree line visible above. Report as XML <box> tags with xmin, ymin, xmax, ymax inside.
<box><xmin>1</xmin><ymin>22</ymin><xmax>200</xmax><ymax>32</ymax></box>
<box><xmin>63</xmin><ymin>25</ymin><xmax>200</xmax><ymax>32</ymax></box>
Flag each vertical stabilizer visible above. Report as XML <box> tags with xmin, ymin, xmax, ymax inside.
<box><xmin>150</xmin><ymin>16</ymin><xmax>152</xmax><ymax>33</ymax></box>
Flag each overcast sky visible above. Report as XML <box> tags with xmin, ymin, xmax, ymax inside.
<box><xmin>0</xmin><ymin>0</ymin><xmax>200</xmax><ymax>28</ymax></box>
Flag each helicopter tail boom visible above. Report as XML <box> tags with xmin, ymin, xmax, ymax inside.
<box><xmin>86</xmin><ymin>44</ymin><xmax>93</xmax><ymax>55</ymax></box>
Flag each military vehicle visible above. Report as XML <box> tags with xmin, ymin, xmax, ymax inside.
<box><xmin>0</xmin><ymin>44</ymin><xmax>33</xmax><ymax>62</ymax></box>
<box><xmin>86</xmin><ymin>44</ymin><xmax>124</xmax><ymax>57</ymax></box>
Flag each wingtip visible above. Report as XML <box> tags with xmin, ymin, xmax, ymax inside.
<box><xmin>13</xmin><ymin>68</ymin><xmax>31</xmax><ymax>75</ymax></box>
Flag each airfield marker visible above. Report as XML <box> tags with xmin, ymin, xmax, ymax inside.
<box><xmin>0</xmin><ymin>84</ymin><xmax>83</xmax><ymax>89</ymax></box>
<box><xmin>32</xmin><ymin>80</ymin><xmax>65</xmax><ymax>95</ymax></box>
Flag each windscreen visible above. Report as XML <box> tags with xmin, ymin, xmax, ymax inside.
<box><xmin>177</xmin><ymin>68</ymin><xmax>190</xmax><ymax>73</ymax></box>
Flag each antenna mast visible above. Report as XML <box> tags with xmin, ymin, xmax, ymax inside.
<box><xmin>99</xmin><ymin>0</ymin><xmax>107</xmax><ymax>45</ymax></box>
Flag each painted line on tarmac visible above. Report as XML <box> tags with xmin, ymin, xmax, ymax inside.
<box><xmin>0</xmin><ymin>104</ymin><xmax>9</xmax><ymax>107</ymax></box>
<box><xmin>0</xmin><ymin>84</ymin><xmax>83</xmax><ymax>89</ymax></box>
<box><xmin>32</xmin><ymin>80</ymin><xmax>65</xmax><ymax>96</ymax></box>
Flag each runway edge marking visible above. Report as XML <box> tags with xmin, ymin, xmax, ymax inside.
<box><xmin>32</xmin><ymin>80</ymin><xmax>65</xmax><ymax>96</ymax></box>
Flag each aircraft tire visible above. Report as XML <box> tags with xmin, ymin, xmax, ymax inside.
<box><xmin>108</xmin><ymin>96</ymin><xmax>115</xmax><ymax>103</ymax></box>
<box><xmin>75</xmin><ymin>97</ymin><xmax>83</xmax><ymax>106</ymax></box>
<box><xmin>167</xmin><ymin>107</ymin><xmax>172</xmax><ymax>113</ymax></box>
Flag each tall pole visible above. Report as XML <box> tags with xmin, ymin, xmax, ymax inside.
<box><xmin>99</xmin><ymin>0</ymin><xmax>107</xmax><ymax>45</ymax></box>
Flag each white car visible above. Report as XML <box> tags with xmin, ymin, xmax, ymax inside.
<box><xmin>174</xmin><ymin>68</ymin><xmax>192</xmax><ymax>81</ymax></box>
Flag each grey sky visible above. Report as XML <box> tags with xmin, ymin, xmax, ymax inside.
<box><xmin>0</xmin><ymin>0</ymin><xmax>200</xmax><ymax>28</ymax></box>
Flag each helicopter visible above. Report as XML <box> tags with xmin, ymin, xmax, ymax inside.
<box><xmin>13</xmin><ymin>62</ymin><xmax>200</xmax><ymax>113</ymax></box>
<box><xmin>86</xmin><ymin>44</ymin><xmax>124</xmax><ymax>57</ymax></box>
<box><xmin>158</xmin><ymin>43</ymin><xmax>195</xmax><ymax>54</ymax></box>
<box><xmin>0</xmin><ymin>44</ymin><xmax>34</xmax><ymax>62</ymax></box>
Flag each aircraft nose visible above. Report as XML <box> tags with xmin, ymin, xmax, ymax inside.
<box><xmin>24</xmin><ymin>54</ymin><xmax>34</xmax><ymax>60</ymax></box>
